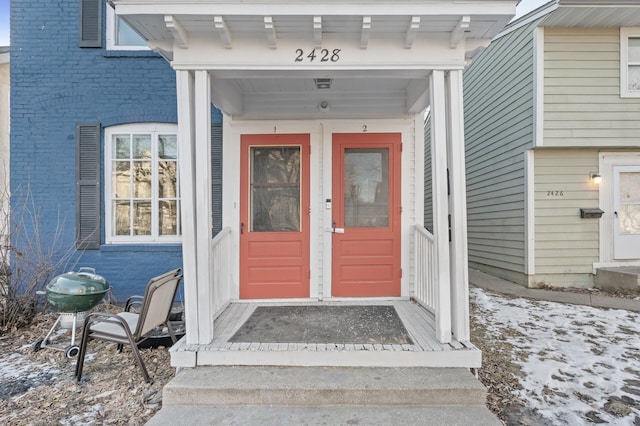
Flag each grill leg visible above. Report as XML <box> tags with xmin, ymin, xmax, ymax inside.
<box><xmin>70</xmin><ymin>313</ymin><xmax>77</xmax><ymax>346</ymax></box>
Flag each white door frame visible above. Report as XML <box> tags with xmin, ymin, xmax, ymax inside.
<box><xmin>613</xmin><ymin>164</ymin><xmax>640</xmax><ymax>260</ymax></box>
<box><xmin>596</xmin><ymin>152</ymin><xmax>640</xmax><ymax>269</ymax></box>
<box><xmin>222</xmin><ymin>117</ymin><xmax>420</xmax><ymax>301</ymax></box>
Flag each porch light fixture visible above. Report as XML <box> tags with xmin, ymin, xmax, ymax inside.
<box><xmin>590</xmin><ymin>173</ymin><xmax>602</xmax><ymax>185</ymax></box>
<box><xmin>318</xmin><ymin>100</ymin><xmax>330</xmax><ymax>112</ymax></box>
<box><xmin>314</xmin><ymin>78</ymin><xmax>332</xmax><ymax>89</ymax></box>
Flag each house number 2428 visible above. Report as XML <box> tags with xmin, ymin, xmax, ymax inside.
<box><xmin>295</xmin><ymin>48</ymin><xmax>341</xmax><ymax>63</ymax></box>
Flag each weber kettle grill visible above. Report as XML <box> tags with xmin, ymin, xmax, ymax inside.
<box><xmin>34</xmin><ymin>267</ymin><xmax>110</xmax><ymax>358</ymax></box>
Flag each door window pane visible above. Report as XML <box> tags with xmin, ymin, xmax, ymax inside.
<box><xmin>619</xmin><ymin>172</ymin><xmax>640</xmax><ymax>235</ymax></box>
<box><xmin>344</xmin><ymin>148</ymin><xmax>389</xmax><ymax>228</ymax></box>
<box><xmin>250</xmin><ymin>146</ymin><xmax>301</xmax><ymax>232</ymax></box>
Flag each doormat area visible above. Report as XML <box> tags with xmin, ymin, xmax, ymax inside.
<box><xmin>229</xmin><ymin>305</ymin><xmax>413</xmax><ymax>345</ymax></box>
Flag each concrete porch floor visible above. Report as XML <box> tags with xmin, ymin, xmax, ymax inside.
<box><xmin>169</xmin><ymin>300</ymin><xmax>481</xmax><ymax>368</ymax></box>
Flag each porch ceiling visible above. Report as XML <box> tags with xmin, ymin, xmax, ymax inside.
<box><xmin>113</xmin><ymin>0</ymin><xmax>517</xmax><ymax>119</ymax></box>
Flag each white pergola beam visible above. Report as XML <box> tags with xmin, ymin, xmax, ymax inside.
<box><xmin>214</xmin><ymin>16</ymin><xmax>233</xmax><ymax>49</ymax></box>
<box><xmin>405</xmin><ymin>16</ymin><xmax>420</xmax><ymax>49</ymax></box>
<box><xmin>164</xmin><ymin>15</ymin><xmax>188</xmax><ymax>49</ymax></box>
<box><xmin>264</xmin><ymin>16</ymin><xmax>277</xmax><ymax>49</ymax></box>
<box><xmin>361</xmin><ymin>16</ymin><xmax>371</xmax><ymax>49</ymax></box>
<box><xmin>450</xmin><ymin>15</ymin><xmax>470</xmax><ymax>49</ymax></box>
<box><xmin>313</xmin><ymin>16</ymin><xmax>322</xmax><ymax>48</ymax></box>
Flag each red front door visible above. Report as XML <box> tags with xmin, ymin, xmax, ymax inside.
<box><xmin>332</xmin><ymin>133</ymin><xmax>402</xmax><ymax>297</ymax></box>
<box><xmin>239</xmin><ymin>134</ymin><xmax>310</xmax><ymax>299</ymax></box>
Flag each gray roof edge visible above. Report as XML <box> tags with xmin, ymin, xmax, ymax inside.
<box><xmin>493</xmin><ymin>0</ymin><xmax>559</xmax><ymax>40</ymax></box>
<box><xmin>494</xmin><ymin>0</ymin><xmax>640</xmax><ymax>41</ymax></box>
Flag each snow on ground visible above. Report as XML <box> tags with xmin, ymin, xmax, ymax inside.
<box><xmin>471</xmin><ymin>287</ymin><xmax>640</xmax><ymax>425</ymax></box>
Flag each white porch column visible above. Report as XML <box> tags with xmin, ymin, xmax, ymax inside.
<box><xmin>176</xmin><ymin>70</ymin><xmax>214</xmax><ymax>346</ymax></box>
<box><xmin>194</xmin><ymin>70</ymin><xmax>214</xmax><ymax>344</ymax></box>
<box><xmin>176</xmin><ymin>70</ymin><xmax>199</xmax><ymax>345</ymax></box>
<box><xmin>429</xmin><ymin>70</ymin><xmax>452</xmax><ymax>344</ymax></box>
<box><xmin>446</xmin><ymin>70</ymin><xmax>470</xmax><ymax>342</ymax></box>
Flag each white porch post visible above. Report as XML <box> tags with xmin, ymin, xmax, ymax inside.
<box><xmin>176</xmin><ymin>70</ymin><xmax>214</xmax><ymax>346</ymax></box>
<box><xmin>176</xmin><ymin>70</ymin><xmax>199</xmax><ymax>345</ymax></box>
<box><xmin>429</xmin><ymin>70</ymin><xmax>452</xmax><ymax>344</ymax></box>
<box><xmin>194</xmin><ymin>70</ymin><xmax>214</xmax><ymax>344</ymax></box>
<box><xmin>446</xmin><ymin>70</ymin><xmax>470</xmax><ymax>342</ymax></box>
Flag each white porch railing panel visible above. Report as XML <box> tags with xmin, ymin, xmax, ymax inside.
<box><xmin>414</xmin><ymin>224</ymin><xmax>437</xmax><ymax>312</ymax></box>
<box><xmin>414</xmin><ymin>224</ymin><xmax>450</xmax><ymax>343</ymax></box>
<box><xmin>210</xmin><ymin>227</ymin><xmax>233</xmax><ymax>321</ymax></box>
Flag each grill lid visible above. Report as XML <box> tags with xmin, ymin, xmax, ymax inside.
<box><xmin>46</xmin><ymin>267</ymin><xmax>109</xmax><ymax>296</ymax></box>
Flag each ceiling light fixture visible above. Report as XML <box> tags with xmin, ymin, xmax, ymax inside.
<box><xmin>314</xmin><ymin>78</ymin><xmax>332</xmax><ymax>89</ymax></box>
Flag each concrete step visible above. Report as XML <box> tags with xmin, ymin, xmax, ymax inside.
<box><xmin>161</xmin><ymin>366</ymin><xmax>487</xmax><ymax>407</ymax></box>
<box><xmin>595</xmin><ymin>266</ymin><xmax>640</xmax><ymax>293</ymax></box>
<box><xmin>146</xmin><ymin>404</ymin><xmax>503</xmax><ymax>426</ymax></box>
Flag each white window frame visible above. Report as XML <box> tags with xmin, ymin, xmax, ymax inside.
<box><xmin>105</xmin><ymin>123</ymin><xmax>180</xmax><ymax>244</ymax></box>
<box><xmin>106</xmin><ymin>5</ymin><xmax>149</xmax><ymax>51</ymax></box>
<box><xmin>620</xmin><ymin>27</ymin><xmax>640</xmax><ymax>98</ymax></box>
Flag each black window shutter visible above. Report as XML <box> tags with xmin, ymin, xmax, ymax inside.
<box><xmin>79</xmin><ymin>0</ymin><xmax>102</xmax><ymax>47</ymax></box>
<box><xmin>211</xmin><ymin>123</ymin><xmax>223</xmax><ymax>236</ymax></box>
<box><xmin>76</xmin><ymin>123</ymin><xmax>101</xmax><ymax>249</ymax></box>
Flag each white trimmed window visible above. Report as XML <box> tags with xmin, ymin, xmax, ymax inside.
<box><xmin>105</xmin><ymin>124</ymin><xmax>180</xmax><ymax>243</ymax></box>
<box><xmin>621</xmin><ymin>28</ymin><xmax>640</xmax><ymax>98</ymax></box>
<box><xmin>106</xmin><ymin>5</ymin><xmax>148</xmax><ymax>50</ymax></box>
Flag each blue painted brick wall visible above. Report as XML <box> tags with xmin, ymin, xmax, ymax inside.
<box><xmin>10</xmin><ymin>1</ymin><xmax>220</xmax><ymax>300</ymax></box>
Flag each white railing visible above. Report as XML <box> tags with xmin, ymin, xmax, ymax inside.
<box><xmin>414</xmin><ymin>224</ymin><xmax>437</xmax><ymax>313</ymax></box>
<box><xmin>414</xmin><ymin>224</ymin><xmax>453</xmax><ymax>344</ymax></box>
<box><xmin>210</xmin><ymin>227</ymin><xmax>233</xmax><ymax>319</ymax></box>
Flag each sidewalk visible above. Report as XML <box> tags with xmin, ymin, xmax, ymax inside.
<box><xmin>469</xmin><ymin>269</ymin><xmax>640</xmax><ymax>313</ymax></box>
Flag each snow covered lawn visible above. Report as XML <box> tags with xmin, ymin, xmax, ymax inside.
<box><xmin>471</xmin><ymin>288</ymin><xmax>640</xmax><ymax>425</ymax></box>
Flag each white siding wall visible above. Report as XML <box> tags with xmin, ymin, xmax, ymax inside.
<box><xmin>534</xmin><ymin>149</ymin><xmax>600</xmax><ymax>287</ymax></box>
<box><xmin>463</xmin><ymin>20</ymin><xmax>540</xmax><ymax>284</ymax></box>
<box><xmin>544</xmin><ymin>28</ymin><xmax>640</xmax><ymax>147</ymax></box>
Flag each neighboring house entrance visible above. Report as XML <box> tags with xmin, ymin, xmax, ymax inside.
<box><xmin>331</xmin><ymin>133</ymin><xmax>402</xmax><ymax>297</ymax></box>
<box><xmin>239</xmin><ymin>134</ymin><xmax>311</xmax><ymax>299</ymax></box>
<box><xmin>613</xmin><ymin>165</ymin><xmax>640</xmax><ymax>260</ymax></box>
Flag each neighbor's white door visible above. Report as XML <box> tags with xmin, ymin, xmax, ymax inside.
<box><xmin>613</xmin><ymin>165</ymin><xmax>640</xmax><ymax>260</ymax></box>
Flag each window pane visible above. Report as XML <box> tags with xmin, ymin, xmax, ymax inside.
<box><xmin>133</xmin><ymin>201</ymin><xmax>152</xmax><ymax>235</ymax></box>
<box><xmin>159</xmin><ymin>200</ymin><xmax>178</xmax><ymax>236</ymax></box>
<box><xmin>619</xmin><ymin>172</ymin><xmax>640</xmax><ymax>235</ymax></box>
<box><xmin>116</xmin><ymin>17</ymin><xmax>147</xmax><ymax>47</ymax></box>
<box><xmin>159</xmin><ymin>135</ymin><xmax>177</xmax><ymax>159</ymax></box>
<box><xmin>250</xmin><ymin>146</ymin><xmax>301</xmax><ymax>232</ymax></box>
<box><xmin>620</xmin><ymin>172</ymin><xmax>640</xmax><ymax>203</ymax></box>
<box><xmin>629</xmin><ymin>37</ymin><xmax>640</xmax><ymax>62</ymax></box>
<box><xmin>114</xmin><ymin>200</ymin><xmax>130</xmax><ymax>236</ymax></box>
<box><xmin>158</xmin><ymin>161</ymin><xmax>177</xmax><ymax>198</ymax></box>
<box><xmin>344</xmin><ymin>148</ymin><xmax>389</xmax><ymax>228</ymax></box>
<box><xmin>113</xmin><ymin>161</ymin><xmax>131</xmax><ymax>198</ymax></box>
<box><xmin>629</xmin><ymin>65</ymin><xmax>640</xmax><ymax>91</ymax></box>
<box><xmin>114</xmin><ymin>135</ymin><xmax>130</xmax><ymax>159</ymax></box>
<box><xmin>619</xmin><ymin>205</ymin><xmax>640</xmax><ymax>235</ymax></box>
<box><xmin>133</xmin><ymin>135</ymin><xmax>152</xmax><ymax>159</ymax></box>
<box><xmin>133</xmin><ymin>161</ymin><xmax>152</xmax><ymax>198</ymax></box>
